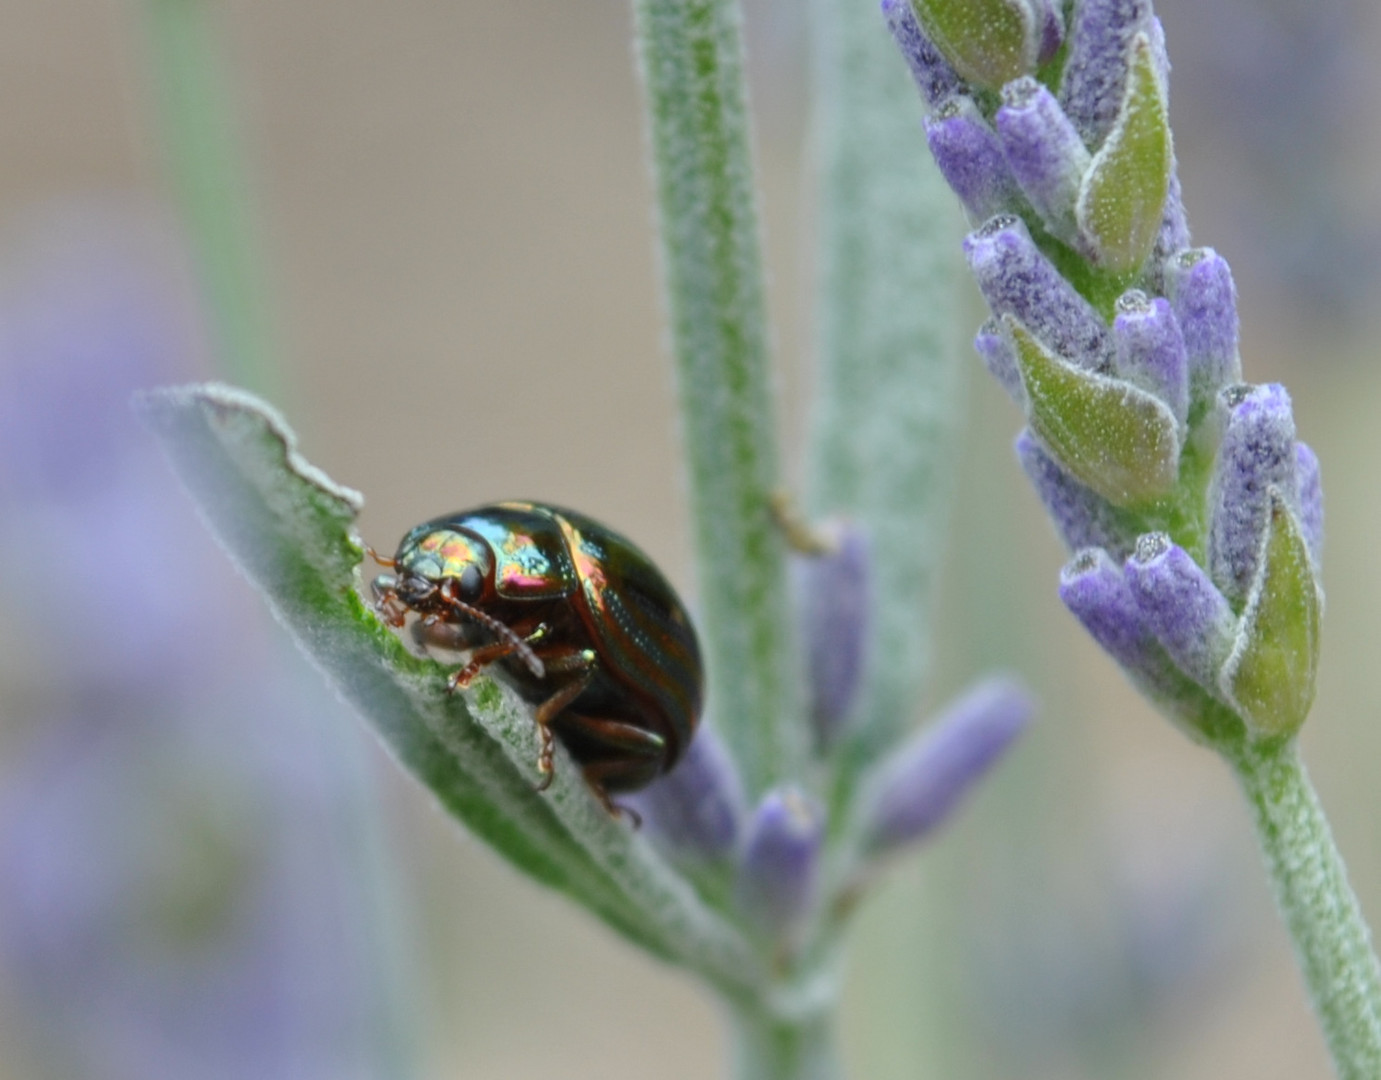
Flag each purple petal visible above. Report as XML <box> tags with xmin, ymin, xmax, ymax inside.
<box><xmin>1208</xmin><ymin>384</ymin><xmax>1298</xmax><ymax>605</ymax></box>
<box><xmin>863</xmin><ymin>677</ymin><xmax>1033</xmax><ymax>852</ymax></box>
<box><xmin>994</xmin><ymin>77</ymin><xmax>1090</xmax><ymax>239</ymax></box>
<box><xmin>926</xmin><ymin>97</ymin><xmax>1019</xmax><ymax>222</ymax></box>
<box><xmin>1033</xmin><ymin>0</ymin><xmax>1065</xmax><ymax>64</ymax></box>
<box><xmin>625</xmin><ymin>722</ymin><xmax>744</xmax><ymax>861</ymax></box>
<box><xmin>1165</xmin><ymin>248</ymin><xmax>1242</xmax><ymax>407</ymax></box>
<box><xmin>881</xmin><ymin>0</ymin><xmax>965</xmax><ymax>108</ymax></box>
<box><xmin>1016</xmin><ymin>429</ymin><xmax>1138</xmax><ymax>558</ymax></box>
<box><xmin>793</xmin><ymin>522</ymin><xmax>871</xmax><ymax>747</ymax></box>
<box><xmin>964</xmin><ymin>215</ymin><xmax>1113</xmax><ymax>369</ymax></box>
<box><xmin>1295</xmin><ymin>442</ymin><xmax>1324</xmax><ymax>570</ymax></box>
<box><xmin>1058</xmin><ymin>547</ymin><xmax>1206</xmax><ymax>712</ymax></box>
<box><xmin>1125</xmin><ymin>533</ymin><xmax>1235</xmax><ymax>691</ymax></box>
<box><xmin>975</xmin><ymin>317</ymin><xmax>1025</xmax><ymax>404</ymax></box>
<box><xmin>1112</xmin><ymin>291</ymin><xmax>1188</xmax><ymax>426</ymax></box>
<box><xmin>737</xmin><ymin>788</ymin><xmax>824</xmax><ymax>932</ymax></box>
<box><xmin>1058</xmin><ymin>0</ymin><xmax>1152</xmax><ymax>147</ymax></box>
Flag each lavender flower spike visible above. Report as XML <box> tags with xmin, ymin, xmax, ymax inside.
<box><xmin>995</xmin><ymin>77</ymin><xmax>1091</xmax><ymax>242</ymax></box>
<box><xmin>737</xmin><ymin>787</ymin><xmax>825</xmax><ymax>935</ymax></box>
<box><xmin>1208</xmin><ymin>383</ymin><xmax>1300</xmax><ymax>606</ymax></box>
<box><xmin>927</xmin><ymin>98</ymin><xmax>1019</xmax><ymax>223</ymax></box>
<box><xmin>964</xmin><ymin>215</ymin><xmax>1113</xmax><ymax>369</ymax></box>
<box><xmin>626</xmin><ymin>722</ymin><xmax>745</xmax><ymax>862</ymax></box>
<box><xmin>881</xmin><ymin>0</ymin><xmax>963</xmax><ymax>109</ymax></box>
<box><xmin>1016</xmin><ymin>429</ymin><xmax>1138</xmax><ymax>559</ymax></box>
<box><xmin>1165</xmin><ymin>248</ymin><xmax>1243</xmax><ymax>409</ymax></box>
<box><xmin>861</xmin><ymin>677</ymin><xmax>1033</xmax><ymax>853</ymax></box>
<box><xmin>1058</xmin><ymin>0</ymin><xmax>1152</xmax><ymax>147</ymax></box>
<box><xmin>1112</xmin><ymin>290</ymin><xmax>1188</xmax><ymax>428</ymax></box>
<box><xmin>1125</xmin><ymin>532</ymin><xmax>1236</xmax><ymax>692</ymax></box>
<box><xmin>1058</xmin><ymin>547</ymin><xmax>1210</xmax><ymax>724</ymax></box>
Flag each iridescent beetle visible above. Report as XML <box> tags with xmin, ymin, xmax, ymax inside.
<box><xmin>369</xmin><ymin>501</ymin><xmax>703</xmax><ymax>815</ymax></box>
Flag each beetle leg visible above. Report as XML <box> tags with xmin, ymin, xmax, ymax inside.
<box><xmin>553</xmin><ymin>716</ymin><xmax>668</xmax><ymax>822</ymax></box>
<box><xmin>447</xmin><ymin>639</ymin><xmax>523</xmax><ymax>692</ymax></box>
<box><xmin>532</xmin><ymin>664</ymin><xmax>596</xmax><ymax>790</ymax></box>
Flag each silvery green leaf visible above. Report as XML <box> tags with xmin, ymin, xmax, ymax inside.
<box><xmin>135</xmin><ymin>383</ymin><xmax>761</xmax><ymax>996</ymax></box>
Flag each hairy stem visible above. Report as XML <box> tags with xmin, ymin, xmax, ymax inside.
<box><xmin>141</xmin><ymin>0</ymin><xmax>280</xmax><ymax>397</ymax></box>
<box><xmin>1229</xmin><ymin>740</ymin><xmax>1381</xmax><ymax>1079</ymax></box>
<box><xmin>806</xmin><ymin>0</ymin><xmax>966</xmax><ymax>793</ymax></box>
<box><xmin>631</xmin><ymin>0</ymin><xmax>802</xmax><ymax>797</ymax></box>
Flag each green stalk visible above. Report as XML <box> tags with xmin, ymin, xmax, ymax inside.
<box><xmin>631</xmin><ymin>0</ymin><xmax>802</xmax><ymax>797</ymax></box>
<box><xmin>806</xmin><ymin>0</ymin><xmax>966</xmax><ymax>785</ymax></box>
<box><xmin>1229</xmin><ymin>740</ymin><xmax>1381</xmax><ymax>1079</ymax></box>
<box><xmin>141</xmin><ymin>0</ymin><xmax>279</xmax><ymax>397</ymax></box>
<box><xmin>728</xmin><ymin>1003</ymin><xmax>842</xmax><ymax>1080</ymax></box>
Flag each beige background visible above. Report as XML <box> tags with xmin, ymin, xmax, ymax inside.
<box><xmin>4</xmin><ymin>1</ymin><xmax>1381</xmax><ymax>1077</ymax></box>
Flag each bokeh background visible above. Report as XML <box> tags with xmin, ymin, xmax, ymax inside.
<box><xmin>2</xmin><ymin>1</ymin><xmax>1381</xmax><ymax>1077</ymax></box>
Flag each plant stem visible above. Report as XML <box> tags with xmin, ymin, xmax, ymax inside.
<box><xmin>1229</xmin><ymin>740</ymin><xmax>1381</xmax><ymax>1079</ymax></box>
<box><xmin>728</xmin><ymin>1003</ymin><xmax>842</xmax><ymax>1080</ymax></box>
<box><xmin>141</xmin><ymin>0</ymin><xmax>280</xmax><ymax>398</ymax></box>
<box><xmin>806</xmin><ymin>0</ymin><xmax>966</xmax><ymax>791</ymax></box>
<box><xmin>630</xmin><ymin>0</ymin><xmax>802</xmax><ymax>797</ymax></box>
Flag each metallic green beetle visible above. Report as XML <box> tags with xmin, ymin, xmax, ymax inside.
<box><xmin>370</xmin><ymin>501</ymin><xmax>703</xmax><ymax>814</ymax></box>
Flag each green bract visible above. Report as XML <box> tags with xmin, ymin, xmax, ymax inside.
<box><xmin>1076</xmin><ymin>34</ymin><xmax>1172</xmax><ymax>274</ymax></box>
<box><xmin>908</xmin><ymin>0</ymin><xmax>1037</xmax><ymax>90</ymax></box>
<box><xmin>1223</xmin><ymin>490</ymin><xmax>1323</xmax><ymax>741</ymax></box>
<box><xmin>1007</xmin><ymin>317</ymin><xmax>1180</xmax><ymax>506</ymax></box>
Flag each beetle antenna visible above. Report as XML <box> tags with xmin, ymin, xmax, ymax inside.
<box><xmin>365</xmin><ymin>544</ymin><xmax>397</xmax><ymax>569</ymax></box>
<box><xmin>445</xmin><ymin>596</ymin><xmax>546</xmax><ymax>679</ymax></box>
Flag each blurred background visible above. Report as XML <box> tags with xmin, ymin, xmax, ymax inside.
<box><xmin>1</xmin><ymin>1</ymin><xmax>1380</xmax><ymax>1077</ymax></box>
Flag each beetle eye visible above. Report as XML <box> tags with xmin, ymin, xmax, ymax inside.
<box><xmin>459</xmin><ymin>563</ymin><xmax>483</xmax><ymax>600</ymax></box>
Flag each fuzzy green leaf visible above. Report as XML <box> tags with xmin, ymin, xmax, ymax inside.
<box><xmin>1008</xmin><ymin>317</ymin><xmax>1179</xmax><ymax>506</ymax></box>
<box><xmin>135</xmin><ymin>383</ymin><xmax>761</xmax><ymax>994</ymax></box>
<box><xmin>1075</xmin><ymin>33</ymin><xmax>1172</xmax><ymax>274</ymax></box>
<box><xmin>1224</xmin><ymin>490</ymin><xmax>1322</xmax><ymax>741</ymax></box>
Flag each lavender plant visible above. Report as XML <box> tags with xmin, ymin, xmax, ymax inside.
<box><xmin>133</xmin><ymin>0</ymin><xmax>1031</xmax><ymax>1077</ymax></box>
<box><xmin>884</xmin><ymin>0</ymin><xmax>1381</xmax><ymax>1074</ymax></box>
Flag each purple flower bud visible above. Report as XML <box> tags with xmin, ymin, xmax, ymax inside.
<box><xmin>1058</xmin><ymin>547</ymin><xmax>1206</xmax><ymax>714</ymax></box>
<box><xmin>1208</xmin><ymin>384</ymin><xmax>1298</xmax><ymax>605</ymax></box>
<box><xmin>881</xmin><ymin>0</ymin><xmax>964</xmax><ymax>109</ymax></box>
<box><xmin>862</xmin><ymin>677</ymin><xmax>1032</xmax><ymax>852</ymax></box>
<box><xmin>625</xmin><ymin>722</ymin><xmax>744</xmax><ymax>861</ymax></box>
<box><xmin>1112</xmin><ymin>291</ymin><xmax>1188</xmax><ymax>427</ymax></box>
<box><xmin>1058</xmin><ymin>0</ymin><xmax>1152</xmax><ymax>147</ymax></box>
<box><xmin>1295</xmin><ymin>442</ymin><xmax>1324</xmax><ymax>571</ymax></box>
<box><xmin>964</xmin><ymin>215</ymin><xmax>1113</xmax><ymax>369</ymax></box>
<box><xmin>975</xmin><ymin>317</ymin><xmax>1024</xmax><ymax>404</ymax></box>
<box><xmin>995</xmin><ymin>77</ymin><xmax>1091</xmax><ymax>240</ymax></box>
<box><xmin>737</xmin><ymin>787</ymin><xmax>824</xmax><ymax>933</ymax></box>
<box><xmin>926</xmin><ymin>98</ymin><xmax>1019</xmax><ymax>222</ymax></box>
<box><xmin>1016</xmin><ymin>429</ymin><xmax>1138</xmax><ymax>558</ymax></box>
<box><xmin>1125</xmin><ymin>533</ymin><xmax>1235</xmax><ymax>691</ymax></box>
<box><xmin>792</xmin><ymin>522</ymin><xmax>871</xmax><ymax>747</ymax></box>
<box><xmin>1164</xmin><ymin>248</ymin><xmax>1242</xmax><ymax>406</ymax></box>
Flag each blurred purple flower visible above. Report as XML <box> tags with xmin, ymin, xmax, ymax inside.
<box><xmin>861</xmin><ymin>677</ymin><xmax>1033</xmax><ymax>854</ymax></box>
<box><xmin>0</xmin><ymin>208</ymin><xmax>411</xmax><ymax>1079</ymax></box>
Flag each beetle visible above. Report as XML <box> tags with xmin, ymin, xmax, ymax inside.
<box><xmin>368</xmin><ymin>501</ymin><xmax>703</xmax><ymax>815</ymax></box>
